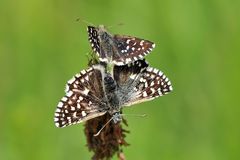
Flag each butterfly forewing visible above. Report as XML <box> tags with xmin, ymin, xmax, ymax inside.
<box><xmin>54</xmin><ymin>67</ymin><xmax>107</xmax><ymax>128</ymax></box>
<box><xmin>113</xmin><ymin>59</ymin><xmax>149</xmax><ymax>84</ymax></box>
<box><xmin>87</xmin><ymin>26</ymin><xmax>100</xmax><ymax>55</ymax></box>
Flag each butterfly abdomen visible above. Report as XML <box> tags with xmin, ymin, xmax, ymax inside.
<box><xmin>103</xmin><ymin>74</ymin><xmax>121</xmax><ymax>114</ymax></box>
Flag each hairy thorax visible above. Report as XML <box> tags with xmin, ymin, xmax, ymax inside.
<box><xmin>99</xmin><ymin>31</ymin><xmax>118</xmax><ymax>59</ymax></box>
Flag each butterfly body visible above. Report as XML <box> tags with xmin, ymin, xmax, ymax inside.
<box><xmin>87</xmin><ymin>25</ymin><xmax>155</xmax><ymax>65</ymax></box>
<box><xmin>103</xmin><ymin>72</ymin><xmax>121</xmax><ymax>122</ymax></box>
<box><xmin>97</xmin><ymin>26</ymin><xmax>116</xmax><ymax>60</ymax></box>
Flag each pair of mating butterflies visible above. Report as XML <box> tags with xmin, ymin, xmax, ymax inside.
<box><xmin>54</xmin><ymin>25</ymin><xmax>173</xmax><ymax>128</ymax></box>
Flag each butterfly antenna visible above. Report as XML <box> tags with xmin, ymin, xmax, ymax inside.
<box><xmin>76</xmin><ymin>18</ymin><xmax>95</xmax><ymax>26</ymax></box>
<box><xmin>121</xmin><ymin>113</ymin><xmax>147</xmax><ymax>118</ymax></box>
<box><xmin>94</xmin><ymin>116</ymin><xmax>114</xmax><ymax>137</ymax></box>
<box><xmin>94</xmin><ymin>113</ymin><xmax>146</xmax><ymax>136</ymax></box>
<box><xmin>107</xmin><ymin>22</ymin><xmax>125</xmax><ymax>29</ymax></box>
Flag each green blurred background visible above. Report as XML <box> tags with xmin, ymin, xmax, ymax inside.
<box><xmin>1</xmin><ymin>0</ymin><xmax>240</xmax><ymax>159</ymax></box>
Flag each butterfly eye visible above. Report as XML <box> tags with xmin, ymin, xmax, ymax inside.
<box><xmin>104</xmin><ymin>76</ymin><xmax>116</xmax><ymax>91</ymax></box>
<box><xmin>104</xmin><ymin>75</ymin><xmax>112</xmax><ymax>81</ymax></box>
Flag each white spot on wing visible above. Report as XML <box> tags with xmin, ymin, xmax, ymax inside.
<box><xmin>140</xmin><ymin>77</ymin><xmax>145</xmax><ymax>82</ymax></box>
<box><xmin>159</xmin><ymin>71</ymin><xmax>163</xmax><ymax>76</ymax></box>
<box><xmin>150</xmin><ymin>88</ymin><xmax>156</xmax><ymax>93</ymax></box>
<box><xmin>73</xmin><ymin>112</ymin><xmax>77</xmax><ymax>117</ymax></box>
<box><xmin>61</xmin><ymin>97</ymin><xmax>68</xmax><ymax>102</ymax></box>
<box><xmin>150</xmin><ymin>81</ymin><xmax>155</xmax><ymax>86</ymax></box>
<box><xmin>85</xmin><ymin>75</ymin><xmax>89</xmax><ymax>81</ymax></box>
<box><xmin>77</xmin><ymin>103</ymin><xmax>81</xmax><ymax>109</ymax></box>
<box><xmin>79</xmin><ymin>96</ymin><xmax>83</xmax><ymax>101</ymax></box>
<box><xmin>163</xmin><ymin>88</ymin><xmax>169</xmax><ymax>92</ymax></box>
<box><xmin>55</xmin><ymin>123</ymin><xmax>60</xmax><ymax>127</ymax></box>
<box><xmin>65</xmin><ymin>85</ymin><xmax>69</xmax><ymax>92</ymax></box>
<box><xmin>83</xmin><ymin>88</ymin><xmax>90</xmax><ymax>95</ymax></box>
<box><xmin>130</xmin><ymin>74</ymin><xmax>137</xmax><ymax>79</ymax></box>
<box><xmin>147</xmin><ymin>67</ymin><xmax>153</xmax><ymax>72</ymax></box>
<box><xmin>153</xmin><ymin>68</ymin><xmax>158</xmax><ymax>74</ymax></box>
<box><xmin>71</xmin><ymin>106</ymin><xmax>75</xmax><ymax>111</ymax></box>
<box><xmin>167</xmin><ymin>81</ymin><xmax>171</xmax><ymax>85</ymax></box>
<box><xmin>75</xmin><ymin>73</ymin><xmax>81</xmax><ymax>78</ymax></box>
<box><xmin>58</xmin><ymin>102</ymin><xmax>64</xmax><ymax>108</ymax></box>
<box><xmin>56</xmin><ymin>108</ymin><xmax>61</xmax><ymax>112</ymax></box>
<box><xmin>66</xmin><ymin>91</ymin><xmax>73</xmax><ymax>97</ymax></box>
<box><xmin>143</xmin><ymin>91</ymin><xmax>148</xmax><ymax>97</ymax></box>
<box><xmin>99</xmin><ymin>58</ymin><xmax>108</xmax><ymax>62</ymax></box>
<box><xmin>68</xmin><ymin>77</ymin><xmax>75</xmax><ymax>84</ymax></box>
<box><xmin>144</xmin><ymin>82</ymin><xmax>148</xmax><ymax>87</ymax></box>
<box><xmin>113</xmin><ymin>61</ymin><xmax>124</xmax><ymax>65</ymax></box>
<box><xmin>158</xmin><ymin>89</ymin><xmax>162</xmax><ymax>95</ymax></box>
<box><xmin>126</xmin><ymin>58</ymin><xmax>131</xmax><ymax>63</ymax></box>
<box><xmin>150</xmin><ymin>74</ymin><xmax>155</xmax><ymax>79</ymax></box>
<box><xmin>152</xmin><ymin>43</ymin><xmax>155</xmax><ymax>48</ymax></box>
<box><xmin>87</xmin><ymin>68</ymin><xmax>93</xmax><ymax>72</ymax></box>
<box><xmin>81</xmin><ymin>111</ymin><xmax>87</xmax><ymax>117</ymax></box>
<box><xmin>81</xmin><ymin>70</ymin><xmax>86</xmax><ymax>75</ymax></box>
<box><xmin>80</xmin><ymin>78</ymin><xmax>85</xmax><ymax>83</ymax></box>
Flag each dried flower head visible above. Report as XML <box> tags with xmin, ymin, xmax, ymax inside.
<box><xmin>84</xmin><ymin>113</ymin><xmax>129</xmax><ymax>160</ymax></box>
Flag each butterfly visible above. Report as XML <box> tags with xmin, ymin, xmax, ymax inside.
<box><xmin>87</xmin><ymin>25</ymin><xmax>155</xmax><ymax>66</ymax></box>
<box><xmin>54</xmin><ymin>60</ymin><xmax>173</xmax><ymax>128</ymax></box>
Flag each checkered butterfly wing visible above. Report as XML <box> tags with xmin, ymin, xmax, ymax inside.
<box><xmin>54</xmin><ymin>67</ymin><xmax>107</xmax><ymax>128</ymax></box>
<box><xmin>114</xmin><ymin>60</ymin><xmax>173</xmax><ymax>106</ymax></box>
<box><xmin>87</xmin><ymin>26</ymin><xmax>101</xmax><ymax>56</ymax></box>
<box><xmin>112</xmin><ymin>35</ymin><xmax>155</xmax><ymax>65</ymax></box>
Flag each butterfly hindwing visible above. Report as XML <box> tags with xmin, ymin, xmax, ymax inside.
<box><xmin>114</xmin><ymin>60</ymin><xmax>173</xmax><ymax>107</ymax></box>
<box><xmin>112</xmin><ymin>35</ymin><xmax>155</xmax><ymax>65</ymax></box>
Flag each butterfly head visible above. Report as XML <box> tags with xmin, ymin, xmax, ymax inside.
<box><xmin>95</xmin><ymin>25</ymin><xmax>112</xmax><ymax>43</ymax></box>
<box><xmin>104</xmin><ymin>74</ymin><xmax>117</xmax><ymax>92</ymax></box>
<box><xmin>112</xmin><ymin>112</ymin><xmax>122</xmax><ymax>123</ymax></box>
